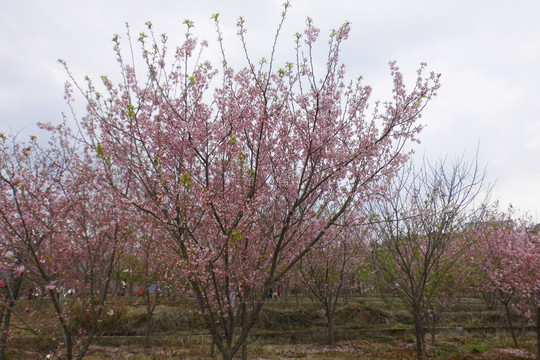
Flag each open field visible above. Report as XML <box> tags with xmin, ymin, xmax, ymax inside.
<box><xmin>5</xmin><ymin>294</ymin><xmax>539</xmax><ymax>359</ymax></box>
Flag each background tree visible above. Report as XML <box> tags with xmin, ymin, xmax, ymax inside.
<box><xmin>60</xmin><ymin>159</ymin><xmax>128</xmax><ymax>360</ymax></box>
<box><xmin>60</xmin><ymin>5</ymin><xmax>440</xmax><ymax>359</ymax></box>
<box><xmin>0</xmin><ymin>133</ymin><xmax>75</xmax><ymax>359</ymax></box>
<box><xmin>512</xmin><ymin>225</ymin><xmax>540</xmax><ymax>360</ymax></box>
<box><xmin>0</xmin><ymin>233</ymin><xmax>25</xmax><ymax>360</ymax></box>
<box><xmin>127</xmin><ymin>224</ymin><xmax>177</xmax><ymax>347</ymax></box>
<box><xmin>0</xmin><ymin>128</ymin><xmax>128</xmax><ymax>360</ymax></box>
<box><xmin>370</xmin><ymin>156</ymin><xmax>487</xmax><ymax>360</ymax></box>
<box><xmin>422</xmin><ymin>250</ymin><xmax>475</xmax><ymax>345</ymax></box>
<box><xmin>475</xmin><ymin>210</ymin><xmax>521</xmax><ymax>347</ymax></box>
<box><xmin>296</xmin><ymin>224</ymin><xmax>369</xmax><ymax>344</ymax></box>
<box><xmin>476</xmin><ymin>208</ymin><xmax>540</xmax><ymax>357</ymax></box>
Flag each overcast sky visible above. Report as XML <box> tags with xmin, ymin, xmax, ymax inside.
<box><xmin>1</xmin><ymin>0</ymin><xmax>539</xmax><ymax>219</ymax></box>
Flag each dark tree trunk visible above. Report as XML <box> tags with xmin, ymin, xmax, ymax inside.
<box><xmin>0</xmin><ymin>276</ymin><xmax>23</xmax><ymax>360</ymax></box>
<box><xmin>210</xmin><ymin>335</ymin><xmax>216</xmax><ymax>358</ymax></box>
<box><xmin>413</xmin><ymin>314</ymin><xmax>425</xmax><ymax>360</ymax></box>
<box><xmin>241</xmin><ymin>301</ymin><xmax>247</xmax><ymax>360</ymax></box>
<box><xmin>430</xmin><ymin>321</ymin><xmax>436</xmax><ymax>346</ymax></box>
<box><xmin>326</xmin><ymin>311</ymin><xmax>335</xmax><ymax>345</ymax></box>
<box><xmin>221</xmin><ymin>349</ymin><xmax>233</xmax><ymax>360</ymax></box>
<box><xmin>144</xmin><ymin>289</ymin><xmax>158</xmax><ymax>348</ymax></box>
<box><xmin>503</xmin><ymin>300</ymin><xmax>518</xmax><ymax>348</ymax></box>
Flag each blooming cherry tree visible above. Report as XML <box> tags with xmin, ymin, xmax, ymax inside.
<box><xmin>0</xmin><ymin>128</ymin><xmax>129</xmax><ymax>360</ymax></box>
<box><xmin>61</xmin><ymin>5</ymin><xmax>440</xmax><ymax>359</ymax></box>
<box><xmin>0</xmin><ymin>133</ymin><xmax>76</xmax><ymax>358</ymax></box>
<box><xmin>477</xmin><ymin>208</ymin><xmax>540</xmax><ymax>356</ymax></box>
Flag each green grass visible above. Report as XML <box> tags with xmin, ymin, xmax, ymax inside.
<box><xmin>466</xmin><ymin>342</ymin><xmax>489</xmax><ymax>353</ymax></box>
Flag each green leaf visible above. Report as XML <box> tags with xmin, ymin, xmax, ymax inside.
<box><xmin>125</xmin><ymin>104</ymin><xmax>136</xmax><ymax>119</ymax></box>
<box><xmin>96</xmin><ymin>144</ymin><xmax>111</xmax><ymax>164</ymax></box>
<box><xmin>180</xmin><ymin>173</ymin><xmax>191</xmax><ymax>189</ymax></box>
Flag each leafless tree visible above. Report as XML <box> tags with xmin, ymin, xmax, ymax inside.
<box><xmin>369</xmin><ymin>155</ymin><xmax>489</xmax><ymax>360</ymax></box>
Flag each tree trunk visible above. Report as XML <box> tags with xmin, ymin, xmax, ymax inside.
<box><xmin>47</xmin><ymin>289</ymin><xmax>73</xmax><ymax>360</ymax></box>
<box><xmin>503</xmin><ymin>301</ymin><xmax>518</xmax><ymax>347</ymax></box>
<box><xmin>0</xmin><ymin>307</ymin><xmax>5</xmax><ymax>360</ymax></box>
<box><xmin>427</xmin><ymin>312</ymin><xmax>438</xmax><ymax>345</ymax></box>
<box><xmin>430</xmin><ymin>323</ymin><xmax>436</xmax><ymax>345</ymax></box>
<box><xmin>241</xmin><ymin>301</ymin><xmax>248</xmax><ymax>360</ymax></box>
<box><xmin>413</xmin><ymin>315</ymin><xmax>425</xmax><ymax>360</ymax></box>
<box><xmin>0</xmin><ymin>276</ymin><xmax>23</xmax><ymax>360</ymax></box>
<box><xmin>145</xmin><ymin>311</ymin><xmax>152</xmax><ymax>347</ymax></box>
<box><xmin>144</xmin><ymin>291</ymin><xmax>157</xmax><ymax>348</ymax></box>
<box><xmin>326</xmin><ymin>311</ymin><xmax>335</xmax><ymax>345</ymax></box>
<box><xmin>221</xmin><ymin>348</ymin><xmax>233</xmax><ymax>360</ymax></box>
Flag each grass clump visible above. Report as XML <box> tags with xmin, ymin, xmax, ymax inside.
<box><xmin>466</xmin><ymin>342</ymin><xmax>489</xmax><ymax>354</ymax></box>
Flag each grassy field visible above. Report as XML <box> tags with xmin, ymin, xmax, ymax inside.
<box><xmin>5</xmin><ymin>294</ymin><xmax>538</xmax><ymax>359</ymax></box>
<box><xmin>10</xmin><ymin>335</ymin><xmax>537</xmax><ymax>359</ymax></box>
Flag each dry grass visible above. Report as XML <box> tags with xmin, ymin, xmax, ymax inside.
<box><xmin>5</xmin><ymin>295</ymin><xmax>538</xmax><ymax>359</ymax></box>
<box><xmin>76</xmin><ymin>337</ymin><xmax>537</xmax><ymax>359</ymax></box>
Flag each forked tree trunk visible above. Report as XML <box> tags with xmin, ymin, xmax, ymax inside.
<box><xmin>193</xmin><ymin>287</ymin><xmax>265</xmax><ymax>360</ymax></box>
